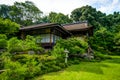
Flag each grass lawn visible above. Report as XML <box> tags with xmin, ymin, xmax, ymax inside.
<box><xmin>35</xmin><ymin>56</ymin><xmax>120</xmax><ymax>80</ymax></box>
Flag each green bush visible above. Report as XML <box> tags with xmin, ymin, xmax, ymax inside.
<box><xmin>0</xmin><ymin>34</ymin><xmax>7</xmax><ymax>39</ymax></box>
<box><xmin>0</xmin><ymin>34</ymin><xmax>7</xmax><ymax>49</ymax></box>
<box><xmin>0</xmin><ymin>39</ymin><xmax>7</xmax><ymax>49</ymax></box>
<box><xmin>12</xmin><ymin>54</ymin><xmax>66</xmax><ymax>76</ymax></box>
<box><xmin>52</xmin><ymin>47</ymin><xmax>64</xmax><ymax>58</ymax></box>
<box><xmin>25</xmin><ymin>59</ymin><xmax>42</xmax><ymax>79</ymax></box>
<box><xmin>7</xmin><ymin>35</ymin><xmax>44</xmax><ymax>53</ymax></box>
<box><xmin>52</xmin><ymin>37</ymin><xmax>88</xmax><ymax>58</ymax></box>
<box><xmin>7</xmin><ymin>37</ymin><xmax>23</xmax><ymax>53</ymax></box>
<box><xmin>0</xmin><ymin>53</ymin><xmax>67</xmax><ymax>80</ymax></box>
<box><xmin>0</xmin><ymin>59</ymin><xmax>27</xmax><ymax>80</ymax></box>
<box><xmin>89</xmin><ymin>27</ymin><xmax>114</xmax><ymax>54</ymax></box>
<box><xmin>22</xmin><ymin>35</ymin><xmax>44</xmax><ymax>52</ymax></box>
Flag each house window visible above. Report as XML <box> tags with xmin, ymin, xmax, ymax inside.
<box><xmin>41</xmin><ymin>34</ymin><xmax>50</xmax><ymax>43</ymax></box>
<box><xmin>54</xmin><ymin>35</ymin><xmax>61</xmax><ymax>43</ymax></box>
<box><xmin>40</xmin><ymin>34</ymin><xmax>61</xmax><ymax>43</ymax></box>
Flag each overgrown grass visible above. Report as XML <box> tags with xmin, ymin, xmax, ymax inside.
<box><xmin>35</xmin><ymin>56</ymin><xmax>120</xmax><ymax>80</ymax></box>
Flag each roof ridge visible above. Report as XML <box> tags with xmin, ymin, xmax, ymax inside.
<box><xmin>62</xmin><ymin>21</ymin><xmax>88</xmax><ymax>26</ymax></box>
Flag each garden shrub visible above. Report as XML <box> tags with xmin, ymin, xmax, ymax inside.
<box><xmin>52</xmin><ymin>46</ymin><xmax>64</xmax><ymax>58</ymax></box>
<box><xmin>25</xmin><ymin>58</ymin><xmax>42</xmax><ymax>79</ymax></box>
<box><xmin>11</xmin><ymin>54</ymin><xmax>66</xmax><ymax>77</ymax></box>
<box><xmin>0</xmin><ymin>59</ymin><xmax>27</xmax><ymax>80</ymax></box>
<box><xmin>0</xmin><ymin>39</ymin><xmax>7</xmax><ymax>49</ymax></box>
<box><xmin>0</xmin><ymin>34</ymin><xmax>7</xmax><ymax>49</ymax></box>
<box><xmin>7</xmin><ymin>37</ymin><xmax>23</xmax><ymax>53</ymax></box>
<box><xmin>0</xmin><ymin>50</ymin><xmax>66</xmax><ymax>79</ymax></box>
<box><xmin>7</xmin><ymin>35</ymin><xmax>44</xmax><ymax>54</ymax></box>
<box><xmin>89</xmin><ymin>27</ymin><xmax>114</xmax><ymax>54</ymax></box>
<box><xmin>0</xmin><ymin>34</ymin><xmax>7</xmax><ymax>39</ymax></box>
<box><xmin>22</xmin><ymin>35</ymin><xmax>44</xmax><ymax>53</ymax></box>
<box><xmin>52</xmin><ymin>37</ymin><xmax>88</xmax><ymax>58</ymax></box>
<box><xmin>24</xmin><ymin>35</ymin><xmax>40</xmax><ymax>51</ymax></box>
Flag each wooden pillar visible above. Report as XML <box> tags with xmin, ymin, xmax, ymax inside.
<box><xmin>52</xmin><ymin>28</ymin><xmax>55</xmax><ymax>46</ymax></box>
<box><xmin>21</xmin><ymin>31</ymin><xmax>25</xmax><ymax>39</ymax></box>
<box><xmin>50</xmin><ymin>34</ymin><xmax>52</xmax><ymax>44</ymax></box>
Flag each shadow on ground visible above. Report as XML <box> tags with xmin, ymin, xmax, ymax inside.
<box><xmin>66</xmin><ymin>62</ymin><xmax>110</xmax><ymax>75</ymax></box>
<box><xmin>105</xmin><ymin>57</ymin><xmax>120</xmax><ymax>64</ymax></box>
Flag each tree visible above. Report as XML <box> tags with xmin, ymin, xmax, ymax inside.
<box><xmin>89</xmin><ymin>27</ymin><xmax>114</xmax><ymax>53</ymax></box>
<box><xmin>114</xmin><ymin>32</ymin><xmax>120</xmax><ymax>54</ymax></box>
<box><xmin>105</xmin><ymin>12</ymin><xmax>120</xmax><ymax>30</ymax></box>
<box><xmin>0</xmin><ymin>18</ymin><xmax>20</xmax><ymax>36</ymax></box>
<box><xmin>71</xmin><ymin>5</ymin><xmax>106</xmax><ymax>30</ymax></box>
<box><xmin>48</xmin><ymin>12</ymin><xmax>72</xmax><ymax>24</ymax></box>
<box><xmin>0</xmin><ymin>4</ymin><xmax>10</xmax><ymax>19</ymax></box>
<box><xmin>0</xmin><ymin>1</ymin><xmax>43</xmax><ymax>26</ymax></box>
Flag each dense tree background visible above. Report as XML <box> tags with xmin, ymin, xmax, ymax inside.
<box><xmin>36</xmin><ymin>12</ymin><xmax>72</xmax><ymax>24</ymax></box>
<box><xmin>71</xmin><ymin>5</ymin><xmax>106</xmax><ymax>30</ymax></box>
<box><xmin>0</xmin><ymin>1</ymin><xmax>43</xmax><ymax>26</ymax></box>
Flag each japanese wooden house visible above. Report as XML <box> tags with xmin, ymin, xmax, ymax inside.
<box><xmin>19</xmin><ymin>22</ymin><xmax>93</xmax><ymax>49</ymax></box>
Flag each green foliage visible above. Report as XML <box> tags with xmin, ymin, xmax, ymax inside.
<box><xmin>11</xmin><ymin>54</ymin><xmax>66</xmax><ymax>78</ymax></box>
<box><xmin>0</xmin><ymin>59</ymin><xmax>27</xmax><ymax>80</ymax></box>
<box><xmin>89</xmin><ymin>27</ymin><xmax>114</xmax><ymax>53</ymax></box>
<box><xmin>0</xmin><ymin>34</ymin><xmax>7</xmax><ymax>39</ymax></box>
<box><xmin>24</xmin><ymin>35</ymin><xmax>43</xmax><ymax>51</ymax></box>
<box><xmin>71</xmin><ymin>5</ymin><xmax>106</xmax><ymax>30</ymax></box>
<box><xmin>52</xmin><ymin>37</ymin><xmax>88</xmax><ymax>58</ymax></box>
<box><xmin>114</xmin><ymin>32</ymin><xmax>120</xmax><ymax>54</ymax></box>
<box><xmin>52</xmin><ymin>47</ymin><xmax>64</xmax><ymax>58</ymax></box>
<box><xmin>7</xmin><ymin>37</ymin><xmax>23</xmax><ymax>53</ymax></box>
<box><xmin>7</xmin><ymin>35</ymin><xmax>43</xmax><ymax>53</ymax></box>
<box><xmin>0</xmin><ymin>52</ymin><xmax>27</xmax><ymax>80</ymax></box>
<box><xmin>47</xmin><ymin>12</ymin><xmax>72</xmax><ymax>24</ymax></box>
<box><xmin>0</xmin><ymin>1</ymin><xmax>43</xmax><ymax>26</ymax></box>
<box><xmin>0</xmin><ymin>52</ymin><xmax>67</xmax><ymax>80</ymax></box>
<box><xmin>70</xmin><ymin>6</ymin><xmax>120</xmax><ymax>31</ymax></box>
<box><xmin>0</xmin><ymin>34</ymin><xmax>7</xmax><ymax>49</ymax></box>
<box><xmin>0</xmin><ymin>4</ymin><xmax>10</xmax><ymax>18</ymax></box>
<box><xmin>25</xmin><ymin>58</ymin><xmax>42</xmax><ymax>78</ymax></box>
<box><xmin>0</xmin><ymin>18</ymin><xmax>20</xmax><ymax>36</ymax></box>
<box><xmin>0</xmin><ymin>39</ymin><xmax>7</xmax><ymax>49</ymax></box>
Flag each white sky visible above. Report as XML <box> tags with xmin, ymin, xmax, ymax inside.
<box><xmin>0</xmin><ymin>0</ymin><xmax>120</xmax><ymax>15</ymax></box>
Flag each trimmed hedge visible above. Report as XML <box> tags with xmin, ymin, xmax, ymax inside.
<box><xmin>0</xmin><ymin>54</ymin><xmax>67</xmax><ymax>80</ymax></box>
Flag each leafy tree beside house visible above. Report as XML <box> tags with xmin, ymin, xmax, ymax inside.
<box><xmin>0</xmin><ymin>18</ymin><xmax>20</xmax><ymax>36</ymax></box>
<box><xmin>71</xmin><ymin>5</ymin><xmax>106</xmax><ymax>30</ymax></box>
<box><xmin>0</xmin><ymin>18</ymin><xmax>20</xmax><ymax>51</ymax></box>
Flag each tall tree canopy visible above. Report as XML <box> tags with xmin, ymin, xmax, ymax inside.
<box><xmin>0</xmin><ymin>1</ymin><xmax>43</xmax><ymax>26</ymax></box>
<box><xmin>0</xmin><ymin>4</ymin><xmax>10</xmax><ymax>19</ymax></box>
<box><xmin>71</xmin><ymin>5</ymin><xmax>106</xmax><ymax>30</ymax></box>
<box><xmin>40</xmin><ymin>12</ymin><xmax>72</xmax><ymax>24</ymax></box>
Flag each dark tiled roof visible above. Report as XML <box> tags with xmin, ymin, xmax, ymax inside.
<box><xmin>20</xmin><ymin>23</ymin><xmax>57</xmax><ymax>30</ymax></box>
<box><xmin>20</xmin><ymin>23</ymin><xmax>71</xmax><ymax>35</ymax></box>
<box><xmin>63</xmin><ymin>22</ymin><xmax>92</xmax><ymax>31</ymax></box>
